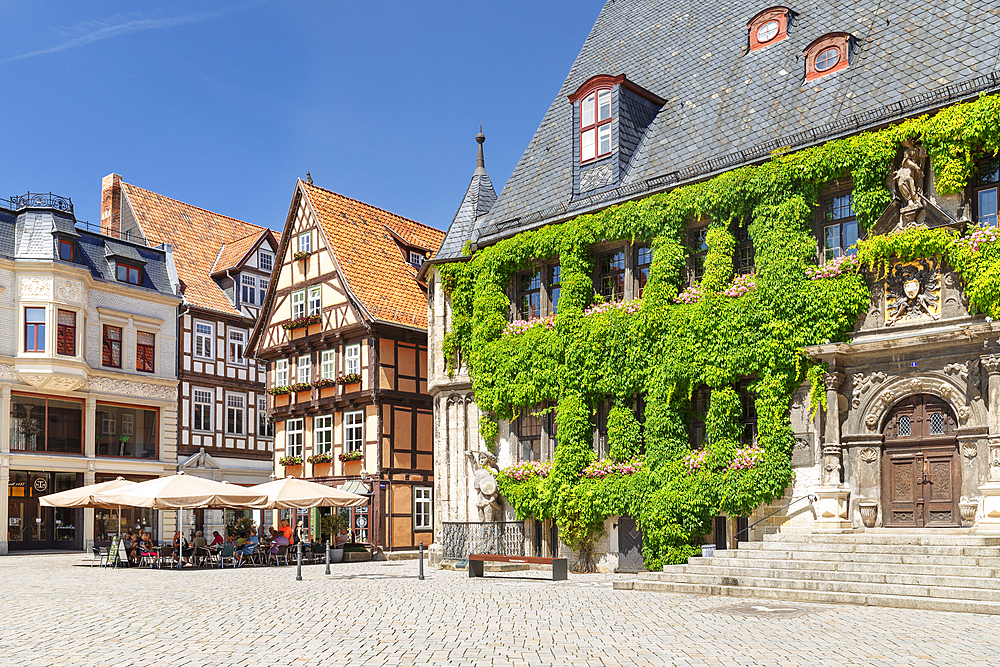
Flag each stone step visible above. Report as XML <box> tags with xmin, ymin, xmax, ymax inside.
<box><xmin>727</xmin><ymin>548</ymin><xmax>1000</xmax><ymax>567</ymax></box>
<box><xmin>753</xmin><ymin>535</ymin><xmax>1000</xmax><ymax>547</ymax></box>
<box><xmin>633</xmin><ymin>571</ymin><xmax>1000</xmax><ymax>603</ymax></box>
<box><xmin>644</xmin><ymin>564</ymin><xmax>1000</xmax><ymax>591</ymax></box>
<box><xmin>614</xmin><ymin>579</ymin><xmax>1000</xmax><ymax>615</ymax></box>
<box><xmin>684</xmin><ymin>556</ymin><xmax>997</xmax><ymax>578</ymax></box>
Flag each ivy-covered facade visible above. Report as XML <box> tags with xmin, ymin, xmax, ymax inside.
<box><xmin>423</xmin><ymin>0</ymin><xmax>1000</xmax><ymax>572</ymax></box>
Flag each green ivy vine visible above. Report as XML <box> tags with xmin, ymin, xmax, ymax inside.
<box><xmin>438</xmin><ymin>94</ymin><xmax>1000</xmax><ymax>571</ymax></box>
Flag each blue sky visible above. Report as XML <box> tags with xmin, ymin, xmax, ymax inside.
<box><xmin>0</xmin><ymin>1</ymin><xmax>604</xmax><ymax>232</ymax></box>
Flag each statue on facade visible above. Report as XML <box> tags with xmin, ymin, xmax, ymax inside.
<box><xmin>467</xmin><ymin>451</ymin><xmax>501</xmax><ymax>522</ymax></box>
<box><xmin>893</xmin><ymin>140</ymin><xmax>927</xmax><ymax>225</ymax></box>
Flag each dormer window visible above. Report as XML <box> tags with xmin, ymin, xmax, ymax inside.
<box><xmin>259</xmin><ymin>250</ymin><xmax>274</xmax><ymax>272</ymax></box>
<box><xmin>408</xmin><ymin>250</ymin><xmax>425</xmax><ymax>268</ymax></box>
<box><xmin>580</xmin><ymin>88</ymin><xmax>612</xmax><ymax>163</ymax></box>
<box><xmin>804</xmin><ymin>33</ymin><xmax>854</xmax><ymax>81</ymax></box>
<box><xmin>747</xmin><ymin>7</ymin><xmax>793</xmax><ymax>52</ymax></box>
<box><xmin>59</xmin><ymin>239</ymin><xmax>74</xmax><ymax>262</ymax></box>
<box><xmin>117</xmin><ymin>262</ymin><xmax>141</xmax><ymax>285</ymax></box>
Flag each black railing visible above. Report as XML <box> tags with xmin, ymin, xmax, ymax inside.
<box><xmin>441</xmin><ymin>521</ymin><xmax>525</xmax><ymax>559</ymax></box>
<box><xmin>735</xmin><ymin>494</ymin><xmax>818</xmax><ymax>542</ymax></box>
<box><xmin>8</xmin><ymin>192</ymin><xmax>73</xmax><ymax>213</ymax></box>
<box><xmin>74</xmin><ymin>219</ymin><xmax>148</xmax><ymax>246</ymax></box>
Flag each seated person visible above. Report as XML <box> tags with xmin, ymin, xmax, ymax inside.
<box><xmin>189</xmin><ymin>531</ymin><xmax>209</xmax><ymax>566</ymax></box>
<box><xmin>237</xmin><ymin>529</ymin><xmax>259</xmax><ymax>565</ymax></box>
<box><xmin>269</xmin><ymin>531</ymin><xmax>290</xmax><ymax>555</ymax></box>
<box><xmin>210</xmin><ymin>531</ymin><xmax>223</xmax><ymax>547</ymax></box>
<box><xmin>334</xmin><ymin>530</ymin><xmax>350</xmax><ymax>548</ymax></box>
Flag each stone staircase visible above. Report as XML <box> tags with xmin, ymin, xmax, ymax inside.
<box><xmin>613</xmin><ymin>530</ymin><xmax>1000</xmax><ymax>614</ymax></box>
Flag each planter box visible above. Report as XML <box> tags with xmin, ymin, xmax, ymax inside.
<box><xmin>344</xmin><ymin>381</ymin><xmax>361</xmax><ymax>393</ymax></box>
<box><xmin>284</xmin><ymin>465</ymin><xmax>303</xmax><ymax>478</ymax></box>
<box><xmin>343</xmin><ymin>460</ymin><xmax>363</xmax><ymax>476</ymax></box>
<box><xmin>312</xmin><ymin>462</ymin><xmax>332</xmax><ymax>478</ymax></box>
<box><xmin>343</xmin><ymin>550</ymin><xmax>371</xmax><ymax>562</ymax></box>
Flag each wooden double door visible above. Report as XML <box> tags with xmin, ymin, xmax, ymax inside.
<box><xmin>881</xmin><ymin>395</ymin><xmax>960</xmax><ymax>528</ymax></box>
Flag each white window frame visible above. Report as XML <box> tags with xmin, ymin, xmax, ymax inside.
<box><xmin>228</xmin><ymin>328</ymin><xmax>247</xmax><ymax>366</ymax></box>
<box><xmin>297</xmin><ymin>355</ymin><xmax>311</xmax><ymax>384</ymax></box>
<box><xmin>241</xmin><ymin>274</ymin><xmax>256</xmax><ymax>305</ymax></box>
<box><xmin>321</xmin><ymin>350</ymin><xmax>336</xmax><ymax>380</ymax></box>
<box><xmin>297</xmin><ymin>232</ymin><xmax>311</xmax><ymax>254</ymax></box>
<box><xmin>194</xmin><ymin>321</ymin><xmax>214</xmax><ymax>360</ymax></box>
<box><xmin>193</xmin><ymin>388</ymin><xmax>213</xmax><ymax>432</ymax></box>
<box><xmin>258</xmin><ymin>278</ymin><xmax>269</xmax><ymax>306</ymax></box>
<box><xmin>345</xmin><ymin>343</ymin><xmax>361</xmax><ymax>376</ymax></box>
<box><xmin>291</xmin><ymin>290</ymin><xmax>306</xmax><ymax>320</ymax></box>
<box><xmin>259</xmin><ymin>250</ymin><xmax>274</xmax><ymax>272</ymax></box>
<box><xmin>258</xmin><ymin>396</ymin><xmax>273</xmax><ymax>439</ymax></box>
<box><xmin>314</xmin><ymin>414</ymin><xmax>334</xmax><ymax>455</ymax></box>
<box><xmin>414</xmin><ymin>486</ymin><xmax>432</xmax><ymax>530</ymax></box>
<box><xmin>274</xmin><ymin>358</ymin><xmax>289</xmax><ymax>387</ymax></box>
<box><xmin>345</xmin><ymin>410</ymin><xmax>364</xmax><ymax>452</ymax></box>
<box><xmin>226</xmin><ymin>393</ymin><xmax>246</xmax><ymax>435</ymax></box>
<box><xmin>102</xmin><ymin>412</ymin><xmax>116</xmax><ymax>435</ymax></box>
<box><xmin>121</xmin><ymin>413</ymin><xmax>134</xmax><ymax>436</ymax></box>
<box><xmin>308</xmin><ymin>286</ymin><xmax>322</xmax><ymax>316</ymax></box>
<box><xmin>286</xmin><ymin>418</ymin><xmax>304</xmax><ymax>457</ymax></box>
<box><xmin>408</xmin><ymin>250</ymin><xmax>424</xmax><ymax>268</ymax></box>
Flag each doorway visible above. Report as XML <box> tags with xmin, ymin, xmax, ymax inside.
<box><xmin>7</xmin><ymin>471</ymin><xmax>83</xmax><ymax>550</ymax></box>
<box><xmin>881</xmin><ymin>394</ymin><xmax>960</xmax><ymax>528</ymax></box>
<box><xmin>617</xmin><ymin>515</ymin><xmax>644</xmax><ymax>572</ymax></box>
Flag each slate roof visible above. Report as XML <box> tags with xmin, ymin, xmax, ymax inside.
<box><xmin>472</xmin><ymin>0</ymin><xmax>1000</xmax><ymax>246</ymax></box>
<box><xmin>120</xmin><ymin>181</ymin><xmax>275</xmax><ymax>316</ymax></box>
<box><xmin>301</xmin><ymin>181</ymin><xmax>445</xmax><ymax>329</ymax></box>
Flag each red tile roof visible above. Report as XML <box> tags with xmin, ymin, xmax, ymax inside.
<box><xmin>121</xmin><ymin>182</ymin><xmax>274</xmax><ymax>316</ymax></box>
<box><xmin>301</xmin><ymin>182</ymin><xmax>444</xmax><ymax>329</ymax></box>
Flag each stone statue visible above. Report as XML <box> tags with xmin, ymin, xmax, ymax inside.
<box><xmin>467</xmin><ymin>451</ymin><xmax>501</xmax><ymax>522</ymax></box>
<box><xmin>893</xmin><ymin>140</ymin><xmax>927</xmax><ymax>224</ymax></box>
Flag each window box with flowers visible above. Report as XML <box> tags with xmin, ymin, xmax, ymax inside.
<box><xmin>312</xmin><ymin>378</ymin><xmax>338</xmax><ymax>389</ymax></box>
<box><xmin>279</xmin><ymin>455</ymin><xmax>303</xmax><ymax>467</ymax></box>
<box><xmin>289</xmin><ymin>382</ymin><xmax>312</xmax><ymax>394</ymax></box>
<box><xmin>282</xmin><ymin>314</ymin><xmax>322</xmax><ymax>331</ymax></box>
<box><xmin>307</xmin><ymin>453</ymin><xmax>332</xmax><ymax>464</ymax></box>
<box><xmin>338</xmin><ymin>450</ymin><xmax>363</xmax><ymax>462</ymax></box>
<box><xmin>268</xmin><ymin>386</ymin><xmax>292</xmax><ymax>396</ymax></box>
<box><xmin>337</xmin><ymin>373</ymin><xmax>362</xmax><ymax>385</ymax></box>
<box><xmin>293</xmin><ymin>250</ymin><xmax>312</xmax><ymax>261</ymax></box>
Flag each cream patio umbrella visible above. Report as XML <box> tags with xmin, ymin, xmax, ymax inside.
<box><xmin>94</xmin><ymin>472</ymin><xmax>269</xmax><ymax>567</ymax></box>
<box><xmin>39</xmin><ymin>477</ymin><xmax>139</xmax><ymax>560</ymax></box>
<box><xmin>248</xmin><ymin>476</ymin><xmax>368</xmax><ymax>509</ymax></box>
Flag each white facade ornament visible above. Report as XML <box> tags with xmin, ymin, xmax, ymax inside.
<box><xmin>86</xmin><ymin>376</ymin><xmax>176</xmax><ymax>401</ymax></box>
<box><xmin>962</xmin><ymin>442</ymin><xmax>978</xmax><ymax>459</ymax></box>
<box><xmin>866</xmin><ymin>413</ymin><xmax>879</xmax><ymax>431</ymax></box>
<box><xmin>859</xmin><ymin>447</ymin><xmax>878</xmax><ymax>463</ymax></box>
<box><xmin>19</xmin><ymin>276</ymin><xmax>53</xmax><ymax>299</ymax></box>
<box><xmin>54</xmin><ymin>277</ymin><xmax>83</xmax><ymax>304</ymax></box>
<box><xmin>957</xmin><ymin>405</ymin><xmax>971</xmax><ymax>423</ymax></box>
<box><xmin>851</xmin><ymin>371</ymin><xmax>887</xmax><ymax>408</ymax></box>
<box><xmin>0</xmin><ymin>364</ymin><xmax>14</xmax><ymax>380</ymax></box>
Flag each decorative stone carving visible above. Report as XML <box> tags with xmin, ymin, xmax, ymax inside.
<box><xmin>962</xmin><ymin>442</ymin><xmax>978</xmax><ymax>459</ymax></box>
<box><xmin>54</xmin><ymin>277</ymin><xmax>83</xmax><ymax>304</ymax></box>
<box><xmin>959</xmin><ymin>501</ymin><xmax>978</xmax><ymax>526</ymax></box>
<box><xmin>884</xmin><ymin>258</ymin><xmax>941</xmax><ymax>326</ymax></box>
<box><xmin>852</xmin><ymin>372</ymin><xmax>887</xmax><ymax>408</ymax></box>
<box><xmin>943</xmin><ymin>272</ymin><xmax>959</xmax><ymax>288</ymax></box>
<box><xmin>892</xmin><ymin>139</ymin><xmax>927</xmax><ymax>225</ymax></box>
<box><xmin>19</xmin><ymin>276</ymin><xmax>52</xmax><ymax>299</ymax></box>
<box><xmin>983</xmin><ymin>355</ymin><xmax>1000</xmax><ymax>375</ymax></box>
<box><xmin>823</xmin><ymin>372</ymin><xmax>844</xmax><ymax>391</ymax></box>
<box><xmin>859</xmin><ymin>447</ymin><xmax>878</xmax><ymax>463</ymax></box>
<box><xmin>791</xmin><ymin>436</ymin><xmax>813</xmax><ymax>467</ymax></box>
<box><xmin>857</xmin><ymin>500</ymin><xmax>879</xmax><ymax>528</ymax></box>
<box><xmin>86</xmin><ymin>376</ymin><xmax>176</xmax><ymax>401</ymax></box>
<box><xmin>969</xmin><ymin>359</ymin><xmax>982</xmax><ymax>400</ymax></box>
<box><xmin>0</xmin><ymin>364</ymin><xmax>14</xmax><ymax>380</ymax></box>
<box><xmin>957</xmin><ymin>405</ymin><xmax>971</xmax><ymax>423</ymax></box>
<box><xmin>865</xmin><ymin>413</ymin><xmax>879</xmax><ymax>431</ymax></box>
<box><xmin>467</xmin><ymin>451</ymin><xmax>500</xmax><ymax>522</ymax></box>
<box><xmin>19</xmin><ymin>375</ymin><xmax>48</xmax><ymax>387</ymax></box>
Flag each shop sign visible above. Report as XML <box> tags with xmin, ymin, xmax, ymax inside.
<box><xmin>32</xmin><ymin>478</ymin><xmax>48</xmax><ymax>494</ymax></box>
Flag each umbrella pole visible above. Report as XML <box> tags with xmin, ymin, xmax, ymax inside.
<box><xmin>178</xmin><ymin>509</ymin><xmax>183</xmax><ymax>569</ymax></box>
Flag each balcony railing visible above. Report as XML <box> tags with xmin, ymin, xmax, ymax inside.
<box><xmin>74</xmin><ymin>219</ymin><xmax>148</xmax><ymax>246</ymax></box>
<box><xmin>8</xmin><ymin>192</ymin><xmax>73</xmax><ymax>213</ymax></box>
<box><xmin>441</xmin><ymin>521</ymin><xmax>525</xmax><ymax>559</ymax></box>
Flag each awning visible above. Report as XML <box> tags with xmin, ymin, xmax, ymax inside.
<box><xmin>339</xmin><ymin>480</ymin><xmax>372</xmax><ymax>496</ymax></box>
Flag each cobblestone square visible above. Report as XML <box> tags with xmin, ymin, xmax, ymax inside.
<box><xmin>1</xmin><ymin>553</ymin><xmax>996</xmax><ymax>666</ymax></box>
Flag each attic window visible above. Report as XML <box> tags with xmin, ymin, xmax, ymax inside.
<box><xmin>747</xmin><ymin>7</ymin><xmax>792</xmax><ymax>52</ymax></box>
<box><xmin>408</xmin><ymin>250</ymin><xmax>425</xmax><ymax>268</ymax></box>
<box><xmin>804</xmin><ymin>33</ymin><xmax>853</xmax><ymax>81</ymax></box>
<box><xmin>59</xmin><ymin>239</ymin><xmax>74</xmax><ymax>262</ymax></box>
<box><xmin>117</xmin><ymin>262</ymin><xmax>141</xmax><ymax>285</ymax></box>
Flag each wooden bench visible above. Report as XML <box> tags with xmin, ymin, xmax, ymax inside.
<box><xmin>468</xmin><ymin>554</ymin><xmax>568</xmax><ymax>580</ymax></box>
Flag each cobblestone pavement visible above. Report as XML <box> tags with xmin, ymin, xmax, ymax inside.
<box><xmin>1</xmin><ymin>553</ymin><xmax>996</xmax><ymax>667</ymax></box>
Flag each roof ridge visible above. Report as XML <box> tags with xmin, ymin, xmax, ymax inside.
<box><xmin>302</xmin><ymin>180</ymin><xmax>443</xmax><ymax>236</ymax></box>
<box><xmin>121</xmin><ymin>181</ymin><xmax>268</xmax><ymax>236</ymax></box>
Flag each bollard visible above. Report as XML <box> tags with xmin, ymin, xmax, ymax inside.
<box><xmin>418</xmin><ymin>541</ymin><xmax>425</xmax><ymax>580</ymax></box>
<box><xmin>296</xmin><ymin>541</ymin><xmax>303</xmax><ymax>581</ymax></box>
<box><xmin>325</xmin><ymin>539</ymin><xmax>331</xmax><ymax>575</ymax></box>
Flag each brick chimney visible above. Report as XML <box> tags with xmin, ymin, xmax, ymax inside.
<box><xmin>101</xmin><ymin>173</ymin><xmax>122</xmax><ymax>236</ymax></box>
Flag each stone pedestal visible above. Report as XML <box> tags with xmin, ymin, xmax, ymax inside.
<box><xmin>813</xmin><ymin>486</ymin><xmax>853</xmax><ymax>533</ymax></box>
<box><xmin>974</xmin><ymin>483</ymin><xmax>1000</xmax><ymax>534</ymax></box>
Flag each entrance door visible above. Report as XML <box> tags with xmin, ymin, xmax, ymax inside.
<box><xmin>617</xmin><ymin>515</ymin><xmax>644</xmax><ymax>572</ymax></box>
<box><xmin>882</xmin><ymin>395</ymin><xmax>960</xmax><ymax>527</ymax></box>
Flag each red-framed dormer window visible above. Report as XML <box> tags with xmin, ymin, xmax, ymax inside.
<box><xmin>117</xmin><ymin>262</ymin><xmax>141</xmax><ymax>285</ymax></box>
<box><xmin>579</xmin><ymin>87</ymin><xmax>612</xmax><ymax>163</ymax></box>
<box><xmin>747</xmin><ymin>7</ymin><xmax>792</xmax><ymax>52</ymax></box>
<box><xmin>804</xmin><ymin>33</ymin><xmax>852</xmax><ymax>81</ymax></box>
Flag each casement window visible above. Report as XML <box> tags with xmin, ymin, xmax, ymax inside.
<box><xmin>308</xmin><ymin>286</ymin><xmax>321</xmax><ymax>316</ymax></box>
<box><xmin>823</xmin><ymin>193</ymin><xmax>860</xmax><ymax>261</ymax></box>
<box><xmin>56</xmin><ymin>309</ymin><xmax>76</xmax><ymax>356</ymax></box>
<box><xmin>241</xmin><ymin>274</ymin><xmax>256</xmax><ymax>305</ymax></box>
<box><xmin>136</xmin><ymin>331</ymin><xmax>155</xmax><ymax>373</ymax></box>
<box><xmin>59</xmin><ymin>239</ymin><xmax>74</xmax><ymax>262</ymax></box>
<box><xmin>297</xmin><ymin>355</ymin><xmax>311</xmax><ymax>384</ymax></box>
<box><xmin>690</xmin><ymin>385</ymin><xmax>709</xmax><ymax>447</ymax></box>
<box><xmin>116</xmin><ymin>263</ymin><xmax>141</xmax><ymax>285</ymax></box>
<box><xmin>408</xmin><ymin>250</ymin><xmax>424</xmax><ymax>268</ymax></box>
<box><xmin>274</xmin><ymin>358</ymin><xmax>289</xmax><ymax>387</ymax></box>
<box><xmin>24</xmin><ymin>308</ymin><xmax>46</xmax><ymax>352</ymax></box>
<box><xmin>344</xmin><ymin>410</ymin><xmax>364</xmax><ymax>452</ymax></box>
<box><xmin>286</xmin><ymin>418</ymin><xmax>304</xmax><ymax>457</ymax></box>
<box><xmin>975</xmin><ymin>157</ymin><xmax>999</xmax><ymax>227</ymax></box>
<box><xmin>321</xmin><ymin>350</ymin><xmax>336</xmax><ymax>380</ymax></box>
<box><xmin>546</xmin><ymin>408</ymin><xmax>559</xmax><ymax>453</ymax></box>
<box><xmin>102</xmin><ymin>325</ymin><xmax>122</xmax><ymax>367</ymax></box>
<box><xmin>102</xmin><ymin>411</ymin><xmax>117</xmax><ymax>435</ymax></box>
<box><xmin>259</xmin><ymin>250</ymin><xmax>274</xmax><ymax>272</ymax></box>
<box><xmin>194</xmin><ymin>321</ymin><xmax>214</xmax><ymax>359</ymax></box>
<box><xmin>228</xmin><ymin>328</ymin><xmax>246</xmax><ymax>365</ymax></box>
<box><xmin>548</xmin><ymin>265</ymin><xmax>561</xmax><ymax>315</ymax></box>
<box><xmin>258</xmin><ymin>397</ymin><xmax>274</xmax><ymax>439</ymax></box>
<box><xmin>518</xmin><ymin>270</ymin><xmax>542</xmax><ymax>319</ymax></box>
<box><xmin>258</xmin><ymin>278</ymin><xmax>269</xmax><ymax>305</ymax></box>
<box><xmin>297</xmin><ymin>232</ymin><xmax>311</xmax><ymax>254</ymax></box>
<box><xmin>314</xmin><ymin>414</ymin><xmax>333</xmax><ymax>455</ymax></box>
<box><xmin>226</xmin><ymin>393</ymin><xmax>246</xmax><ymax>435</ymax></box>
<box><xmin>598</xmin><ymin>250</ymin><xmax>626</xmax><ymax>301</ymax></box>
<box><xmin>580</xmin><ymin>87</ymin><xmax>612</xmax><ymax>163</ymax></box>
<box><xmin>345</xmin><ymin>343</ymin><xmax>361</xmax><ymax>376</ymax></box>
<box><xmin>414</xmin><ymin>487</ymin><xmax>432</xmax><ymax>530</ymax></box>
<box><xmin>291</xmin><ymin>290</ymin><xmax>306</xmax><ymax>320</ymax></box>
<box><xmin>192</xmin><ymin>389</ymin><xmax>213</xmax><ymax>432</ymax></box>
<box><xmin>690</xmin><ymin>227</ymin><xmax>709</xmax><ymax>281</ymax></box>
<box><xmin>635</xmin><ymin>246</ymin><xmax>652</xmax><ymax>297</ymax></box>
<box><xmin>517</xmin><ymin>407</ymin><xmax>542</xmax><ymax>462</ymax></box>
<box><xmin>737</xmin><ymin>380</ymin><xmax>758</xmax><ymax>446</ymax></box>
<box><xmin>734</xmin><ymin>222</ymin><xmax>754</xmax><ymax>275</ymax></box>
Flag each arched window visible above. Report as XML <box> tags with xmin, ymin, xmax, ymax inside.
<box><xmin>579</xmin><ymin>87</ymin><xmax>612</xmax><ymax>163</ymax></box>
<box><xmin>803</xmin><ymin>33</ymin><xmax>853</xmax><ymax>81</ymax></box>
<box><xmin>747</xmin><ymin>7</ymin><xmax>793</xmax><ymax>52</ymax></box>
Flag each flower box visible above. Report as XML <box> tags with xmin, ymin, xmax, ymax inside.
<box><xmin>279</xmin><ymin>455</ymin><xmax>303</xmax><ymax>467</ymax></box>
<box><xmin>268</xmin><ymin>386</ymin><xmax>292</xmax><ymax>396</ymax></box>
<box><xmin>338</xmin><ymin>450</ymin><xmax>363</xmax><ymax>462</ymax></box>
<box><xmin>293</xmin><ymin>250</ymin><xmax>311</xmax><ymax>260</ymax></box>
<box><xmin>312</xmin><ymin>378</ymin><xmax>337</xmax><ymax>389</ymax></box>
<box><xmin>307</xmin><ymin>453</ymin><xmax>332</xmax><ymax>464</ymax></box>
<box><xmin>282</xmin><ymin>314</ymin><xmax>322</xmax><ymax>331</ymax></box>
<box><xmin>336</xmin><ymin>373</ymin><xmax>363</xmax><ymax>385</ymax></box>
<box><xmin>289</xmin><ymin>382</ymin><xmax>312</xmax><ymax>393</ymax></box>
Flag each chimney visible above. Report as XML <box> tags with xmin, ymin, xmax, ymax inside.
<box><xmin>101</xmin><ymin>173</ymin><xmax>122</xmax><ymax>236</ymax></box>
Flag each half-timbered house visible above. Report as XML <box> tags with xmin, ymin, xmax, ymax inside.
<box><xmin>249</xmin><ymin>178</ymin><xmax>443</xmax><ymax>552</ymax></box>
<box><xmin>100</xmin><ymin>174</ymin><xmax>278</xmax><ymax>536</ymax></box>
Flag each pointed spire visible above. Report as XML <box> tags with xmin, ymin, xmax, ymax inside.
<box><xmin>475</xmin><ymin>126</ymin><xmax>487</xmax><ymax>175</ymax></box>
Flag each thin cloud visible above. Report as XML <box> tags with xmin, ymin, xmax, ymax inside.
<box><xmin>1</xmin><ymin>1</ymin><xmax>268</xmax><ymax>64</ymax></box>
